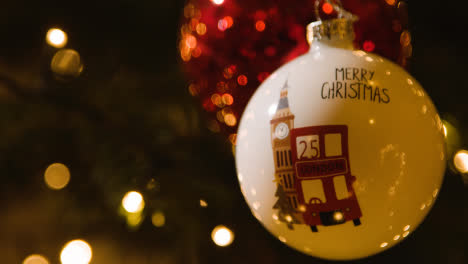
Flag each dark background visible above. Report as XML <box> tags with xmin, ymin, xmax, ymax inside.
<box><xmin>0</xmin><ymin>0</ymin><xmax>466</xmax><ymax>263</ymax></box>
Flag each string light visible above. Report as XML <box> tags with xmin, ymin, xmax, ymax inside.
<box><xmin>211</xmin><ymin>225</ymin><xmax>234</xmax><ymax>247</ymax></box>
<box><xmin>255</xmin><ymin>20</ymin><xmax>266</xmax><ymax>32</ymax></box>
<box><xmin>122</xmin><ymin>191</ymin><xmax>145</xmax><ymax>213</ymax></box>
<box><xmin>453</xmin><ymin>150</ymin><xmax>468</xmax><ymax>173</ymax></box>
<box><xmin>237</xmin><ymin>75</ymin><xmax>248</xmax><ymax>86</ymax></box>
<box><xmin>23</xmin><ymin>254</ymin><xmax>49</xmax><ymax>264</ymax></box>
<box><xmin>46</xmin><ymin>28</ymin><xmax>67</xmax><ymax>48</ymax></box>
<box><xmin>44</xmin><ymin>163</ymin><xmax>70</xmax><ymax>190</ymax></box>
<box><xmin>60</xmin><ymin>240</ymin><xmax>92</xmax><ymax>264</ymax></box>
<box><xmin>151</xmin><ymin>211</ymin><xmax>166</xmax><ymax>227</ymax></box>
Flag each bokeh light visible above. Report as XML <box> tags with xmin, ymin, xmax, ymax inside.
<box><xmin>453</xmin><ymin>150</ymin><xmax>468</xmax><ymax>173</ymax></box>
<box><xmin>122</xmin><ymin>191</ymin><xmax>145</xmax><ymax>213</ymax></box>
<box><xmin>400</xmin><ymin>30</ymin><xmax>411</xmax><ymax>47</ymax></box>
<box><xmin>222</xmin><ymin>93</ymin><xmax>234</xmax><ymax>105</ymax></box>
<box><xmin>211</xmin><ymin>0</ymin><xmax>224</xmax><ymax>5</ymax></box>
<box><xmin>322</xmin><ymin>3</ymin><xmax>334</xmax><ymax>14</ymax></box>
<box><xmin>363</xmin><ymin>40</ymin><xmax>376</xmax><ymax>52</ymax></box>
<box><xmin>44</xmin><ymin>163</ymin><xmax>70</xmax><ymax>190</ymax></box>
<box><xmin>151</xmin><ymin>211</ymin><xmax>166</xmax><ymax>227</ymax></box>
<box><xmin>224</xmin><ymin>113</ymin><xmax>237</xmax><ymax>127</ymax></box>
<box><xmin>60</xmin><ymin>240</ymin><xmax>92</xmax><ymax>264</ymax></box>
<box><xmin>46</xmin><ymin>28</ymin><xmax>68</xmax><ymax>48</ymax></box>
<box><xmin>211</xmin><ymin>225</ymin><xmax>234</xmax><ymax>247</ymax></box>
<box><xmin>23</xmin><ymin>254</ymin><xmax>49</xmax><ymax>264</ymax></box>
<box><xmin>196</xmin><ymin>23</ymin><xmax>207</xmax><ymax>35</ymax></box>
<box><xmin>218</xmin><ymin>19</ymin><xmax>228</xmax><ymax>31</ymax></box>
<box><xmin>237</xmin><ymin>75</ymin><xmax>248</xmax><ymax>86</ymax></box>
<box><xmin>51</xmin><ymin>49</ymin><xmax>84</xmax><ymax>79</ymax></box>
<box><xmin>385</xmin><ymin>0</ymin><xmax>396</xmax><ymax>6</ymax></box>
<box><xmin>200</xmin><ymin>199</ymin><xmax>208</xmax><ymax>207</ymax></box>
<box><xmin>255</xmin><ymin>20</ymin><xmax>266</xmax><ymax>32</ymax></box>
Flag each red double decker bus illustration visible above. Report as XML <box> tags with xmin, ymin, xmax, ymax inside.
<box><xmin>290</xmin><ymin>125</ymin><xmax>362</xmax><ymax>232</ymax></box>
<box><xmin>270</xmin><ymin>80</ymin><xmax>361</xmax><ymax>232</ymax></box>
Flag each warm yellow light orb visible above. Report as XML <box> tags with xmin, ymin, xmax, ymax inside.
<box><xmin>44</xmin><ymin>163</ymin><xmax>70</xmax><ymax>190</ymax></box>
<box><xmin>46</xmin><ymin>28</ymin><xmax>68</xmax><ymax>48</ymax></box>
<box><xmin>23</xmin><ymin>254</ymin><xmax>49</xmax><ymax>264</ymax></box>
<box><xmin>122</xmin><ymin>191</ymin><xmax>145</xmax><ymax>213</ymax></box>
<box><xmin>211</xmin><ymin>225</ymin><xmax>234</xmax><ymax>247</ymax></box>
<box><xmin>60</xmin><ymin>240</ymin><xmax>92</xmax><ymax>264</ymax></box>
<box><xmin>151</xmin><ymin>211</ymin><xmax>166</xmax><ymax>227</ymax></box>
<box><xmin>51</xmin><ymin>49</ymin><xmax>84</xmax><ymax>79</ymax></box>
<box><xmin>454</xmin><ymin>150</ymin><xmax>468</xmax><ymax>173</ymax></box>
<box><xmin>199</xmin><ymin>199</ymin><xmax>208</xmax><ymax>207</ymax></box>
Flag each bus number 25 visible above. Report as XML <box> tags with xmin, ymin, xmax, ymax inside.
<box><xmin>296</xmin><ymin>135</ymin><xmax>320</xmax><ymax>159</ymax></box>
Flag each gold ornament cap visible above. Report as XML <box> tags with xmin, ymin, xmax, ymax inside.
<box><xmin>306</xmin><ymin>18</ymin><xmax>356</xmax><ymax>45</ymax></box>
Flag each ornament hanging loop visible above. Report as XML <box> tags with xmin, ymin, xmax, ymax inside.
<box><xmin>308</xmin><ymin>0</ymin><xmax>358</xmax><ymax>46</ymax></box>
<box><xmin>314</xmin><ymin>0</ymin><xmax>358</xmax><ymax>22</ymax></box>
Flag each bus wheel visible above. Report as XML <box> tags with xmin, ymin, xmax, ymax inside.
<box><xmin>353</xmin><ymin>218</ymin><xmax>361</xmax><ymax>226</ymax></box>
<box><xmin>310</xmin><ymin>225</ymin><xmax>318</xmax><ymax>232</ymax></box>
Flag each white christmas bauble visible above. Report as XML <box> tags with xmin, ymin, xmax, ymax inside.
<box><xmin>235</xmin><ymin>19</ymin><xmax>445</xmax><ymax>260</ymax></box>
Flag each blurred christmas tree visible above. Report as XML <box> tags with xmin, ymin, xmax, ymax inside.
<box><xmin>0</xmin><ymin>0</ymin><xmax>466</xmax><ymax>263</ymax></box>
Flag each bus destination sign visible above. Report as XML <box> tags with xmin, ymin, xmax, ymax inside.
<box><xmin>296</xmin><ymin>158</ymin><xmax>348</xmax><ymax>178</ymax></box>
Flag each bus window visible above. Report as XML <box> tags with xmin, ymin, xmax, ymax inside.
<box><xmin>325</xmin><ymin>133</ymin><xmax>342</xmax><ymax>157</ymax></box>
<box><xmin>301</xmin><ymin>179</ymin><xmax>326</xmax><ymax>204</ymax></box>
<box><xmin>296</xmin><ymin>135</ymin><xmax>320</xmax><ymax>159</ymax></box>
<box><xmin>333</xmin><ymin>175</ymin><xmax>349</xmax><ymax>200</ymax></box>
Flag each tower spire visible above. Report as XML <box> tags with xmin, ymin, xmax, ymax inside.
<box><xmin>278</xmin><ymin>78</ymin><xmax>290</xmax><ymax>110</ymax></box>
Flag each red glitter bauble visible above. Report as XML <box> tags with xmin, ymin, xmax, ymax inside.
<box><xmin>179</xmin><ymin>0</ymin><xmax>411</xmax><ymax>135</ymax></box>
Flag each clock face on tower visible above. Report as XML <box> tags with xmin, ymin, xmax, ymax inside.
<box><xmin>275</xmin><ymin>122</ymin><xmax>289</xmax><ymax>139</ymax></box>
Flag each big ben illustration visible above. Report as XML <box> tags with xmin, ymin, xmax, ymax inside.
<box><xmin>271</xmin><ymin>80</ymin><xmax>304</xmax><ymax>228</ymax></box>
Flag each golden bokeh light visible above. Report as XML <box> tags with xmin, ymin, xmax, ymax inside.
<box><xmin>211</xmin><ymin>225</ymin><xmax>234</xmax><ymax>247</ymax></box>
<box><xmin>400</xmin><ymin>30</ymin><xmax>411</xmax><ymax>47</ymax></box>
<box><xmin>151</xmin><ymin>211</ymin><xmax>166</xmax><ymax>227</ymax></box>
<box><xmin>380</xmin><ymin>242</ymin><xmax>388</xmax><ymax>248</ymax></box>
<box><xmin>222</xmin><ymin>93</ymin><xmax>234</xmax><ymax>105</ymax></box>
<box><xmin>200</xmin><ymin>199</ymin><xmax>208</xmax><ymax>207</ymax></box>
<box><xmin>196</xmin><ymin>23</ymin><xmax>207</xmax><ymax>35</ymax></box>
<box><xmin>224</xmin><ymin>113</ymin><xmax>237</xmax><ymax>127</ymax></box>
<box><xmin>385</xmin><ymin>0</ymin><xmax>396</xmax><ymax>6</ymax></box>
<box><xmin>188</xmin><ymin>83</ymin><xmax>200</xmax><ymax>96</ymax></box>
<box><xmin>122</xmin><ymin>191</ymin><xmax>145</xmax><ymax>213</ymax></box>
<box><xmin>454</xmin><ymin>150</ymin><xmax>468</xmax><ymax>173</ymax></box>
<box><xmin>51</xmin><ymin>49</ymin><xmax>84</xmax><ymax>79</ymax></box>
<box><xmin>60</xmin><ymin>240</ymin><xmax>92</xmax><ymax>264</ymax></box>
<box><xmin>23</xmin><ymin>254</ymin><xmax>49</xmax><ymax>264</ymax></box>
<box><xmin>44</xmin><ymin>163</ymin><xmax>70</xmax><ymax>190</ymax></box>
<box><xmin>46</xmin><ymin>28</ymin><xmax>68</xmax><ymax>48</ymax></box>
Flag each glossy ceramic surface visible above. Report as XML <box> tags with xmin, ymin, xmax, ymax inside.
<box><xmin>235</xmin><ymin>40</ymin><xmax>446</xmax><ymax>260</ymax></box>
